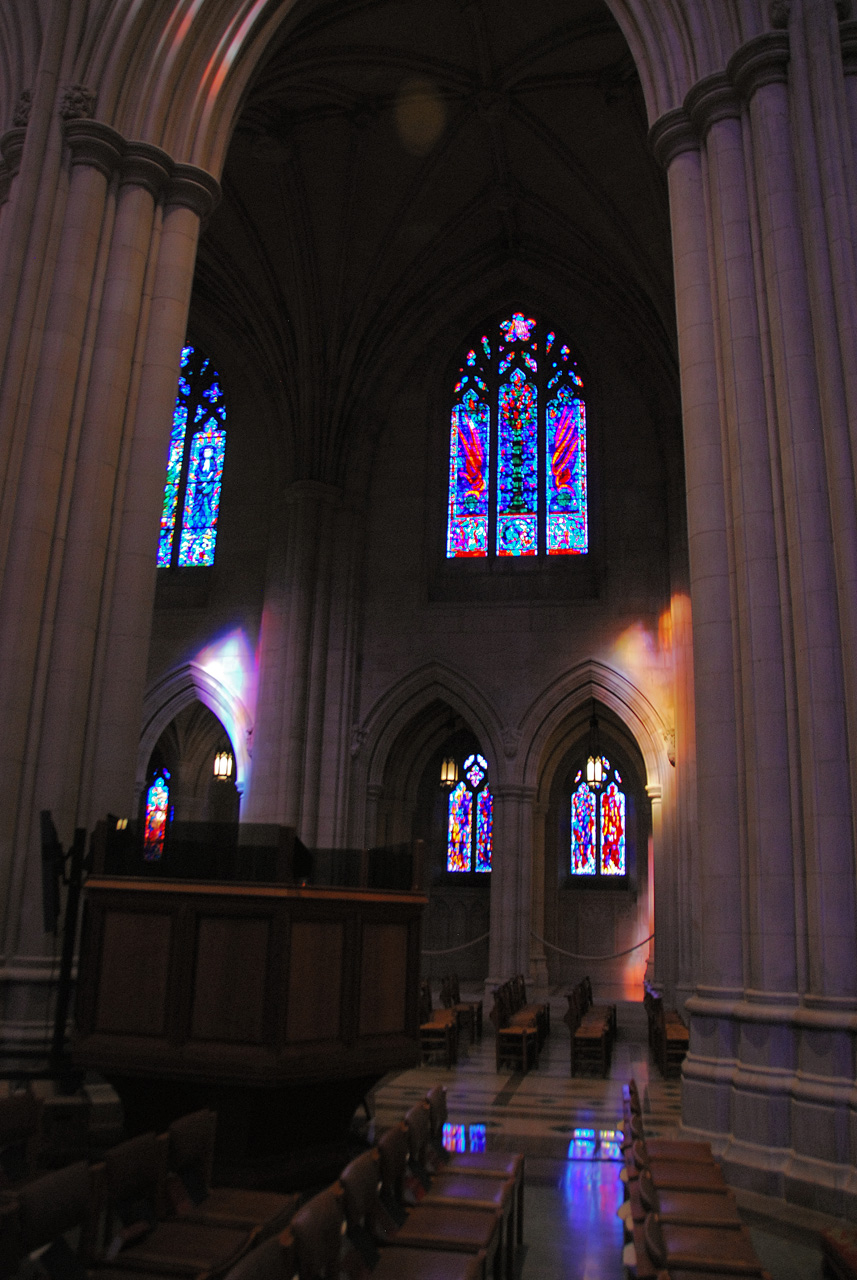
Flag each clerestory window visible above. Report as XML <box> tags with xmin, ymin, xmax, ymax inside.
<box><xmin>157</xmin><ymin>345</ymin><xmax>226</xmax><ymax>567</ymax></box>
<box><xmin>447</xmin><ymin>312</ymin><xmax>587</xmax><ymax>559</ymax></box>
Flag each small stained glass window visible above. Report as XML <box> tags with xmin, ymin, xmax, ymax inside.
<box><xmin>446</xmin><ymin>753</ymin><xmax>492</xmax><ymax>873</ymax></box>
<box><xmin>570</xmin><ymin>757</ymin><xmax>626</xmax><ymax>878</ymax></box>
<box><xmin>144</xmin><ymin>768</ymin><xmax>171</xmax><ymax>861</ymax></box>
<box><xmin>158</xmin><ymin>345</ymin><xmax>226</xmax><ymax>568</ymax></box>
<box><xmin>447</xmin><ymin>312</ymin><xmax>587</xmax><ymax>559</ymax></box>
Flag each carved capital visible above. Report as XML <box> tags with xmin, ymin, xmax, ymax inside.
<box><xmin>728</xmin><ymin>32</ymin><xmax>790</xmax><ymax>102</ymax></box>
<box><xmin>648</xmin><ymin>108</ymin><xmax>697</xmax><ymax>169</ymax></box>
<box><xmin>685</xmin><ymin>73</ymin><xmax>741</xmax><ymax>139</ymax></box>
<box><xmin>502</xmin><ymin>727</ymin><xmax>521</xmax><ymax>759</ymax></box>
<box><xmin>62</xmin><ymin>119</ymin><xmax>124</xmax><ymax>178</ymax></box>
<box><xmin>0</xmin><ymin>128</ymin><xmax>26</xmax><ymax>177</ymax></box>
<box><xmin>841</xmin><ymin>19</ymin><xmax>857</xmax><ymax>72</ymax></box>
<box><xmin>120</xmin><ymin>142</ymin><xmax>172</xmax><ymax>197</ymax></box>
<box><xmin>13</xmin><ymin>89</ymin><xmax>31</xmax><ymax>128</ymax></box>
<box><xmin>59</xmin><ymin>84</ymin><xmax>97</xmax><ymax>121</ymax></box>
<box><xmin>167</xmin><ymin>164</ymin><xmax>222</xmax><ymax>220</ymax></box>
<box><xmin>663</xmin><ymin>727</ymin><xmax>676</xmax><ymax>767</ymax></box>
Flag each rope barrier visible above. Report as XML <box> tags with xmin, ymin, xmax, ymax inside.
<box><xmin>421</xmin><ymin>931</ymin><xmax>490</xmax><ymax>956</ymax></box>
<box><xmin>530</xmin><ymin>930</ymin><xmax>654</xmax><ymax>962</ymax></box>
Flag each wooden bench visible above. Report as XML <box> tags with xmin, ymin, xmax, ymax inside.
<box><xmin>563</xmin><ymin>977</ymin><xmax>616</xmax><ymax>1077</ymax></box>
<box><xmin>420</xmin><ymin>979</ymin><xmax>459</xmax><ymax>1068</ymax></box>
<box><xmin>490</xmin><ymin>977</ymin><xmax>546</xmax><ymax>1073</ymax></box>
<box><xmin>440</xmin><ymin>973</ymin><xmax>483</xmax><ymax>1043</ymax></box>
<box><xmin>644</xmin><ymin>982</ymin><xmax>689</xmax><ymax>1078</ymax></box>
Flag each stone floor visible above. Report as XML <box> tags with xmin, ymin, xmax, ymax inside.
<box><xmin>369</xmin><ymin>996</ymin><xmax>826</xmax><ymax>1280</ymax></box>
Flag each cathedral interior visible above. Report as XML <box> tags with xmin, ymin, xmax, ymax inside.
<box><xmin>2</xmin><ymin>0</ymin><xmax>857</xmax><ymax>1271</ymax></box>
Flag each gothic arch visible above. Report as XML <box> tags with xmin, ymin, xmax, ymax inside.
<box><xmin>517</xmin><ymin>659</ymin><xmax>672</xmax><ymax>795</ymax></box>
<box><xmin>137</xmin><ymin>662</ymin><xmax>253</xmax><ymax>799</ymax></box>
<box><xmin>0</xmin><ymin>1</ymin><xmax>771</xmax><ymax>177</ymax></box>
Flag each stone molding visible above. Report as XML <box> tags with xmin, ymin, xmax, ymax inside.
<box><xmin>648</xmin><ymin>108</ymin><xmax>697</xmax><ymax>167</ymax></box>
<box><xmin>63</xmin><ymin>120</ymin><xmax>124</xmax><ymax>178</ymax></box>
<box><xmin>728</xmin><ymin>32</ymin><xmax>790</xmax><ymax>102</ymax></box>
<box><xmin>685</xmin><ymin>74</ymin><xmax>741</xmax><ymax>139</ymax></box>
<box><xmin>649</xmin><ymin>31</ymin><xmax>790</xmax><ymax>168</ymax></box>
<box><xmin>58</xmin><ymin>120</ymin><xmax>221</xmax><ymax>218</ymax></box>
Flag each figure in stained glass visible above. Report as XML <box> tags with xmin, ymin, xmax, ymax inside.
<box><xmin>570</xmin><ymin>757</ymin><xmax>626</xmax><ymax>878</ymax></box>
<box><xmin>446</xmin><ymin>753</ymin><xmax>492</xmax><ymax>872</ymax></box>
<box><xmin>447</xmin><ymin>312</ymin><xmax>587</xmax><ymax>560</ymax></box>
<box><xmin>144</xmin><ymin>769</ymin><xmax>171</xmax><ymax>861</ymax></box>
<box><xmin>158</xmin><ymin>345</ymin><xmax>227</xmax><ymax>568</ymax></box>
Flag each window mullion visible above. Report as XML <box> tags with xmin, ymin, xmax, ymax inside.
<box><xmin>170</xmin><ymin>378</ymin><xmax>204</xmax><ymax>568</ymax></box>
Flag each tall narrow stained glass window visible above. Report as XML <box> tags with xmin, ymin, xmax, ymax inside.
<box><xmin>447</xmin><ymin>313</ymin><xmax>587</xmax><ymax>559</ymax></box>
<box><xmin>447</xmin><ymin>753</ymin><xmax>492</xmax><ymax>873</ymax></box>
<box><xmin>158</xmin><ymin>345</ymin><xmax>227</xmax><ymax>568</ymax></box>
<box><xmin>571</xmin><ymin>757</ymin><xmax>626</xmax><ymax>877</ymax></box>
<box><xmin>144</xmin><ymin>768</ymin><xmax>171</xmax><ymax>861</ymax></box>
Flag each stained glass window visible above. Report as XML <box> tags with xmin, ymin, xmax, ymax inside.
<box><xmin>570</xmin><ymin>758</ymin><xmax>626</xmax><ymax>878</ymax></box>
<box><xmin>158</xmin><ymin>345</ymin><xmax>226</xmax><ymax>568</ymax></box>
<box><xmin>447</xmin><ymin>312</ymin><xmax>587</xmax><ymax>559</ymax></box>
<box><xmin>144</xmin><ymin>768</ymin><xmax>171</xmax><ymax>861</ymax></box>
<box><xmin>446</xmin><ymin>753</ymin><xmax>492</xmax><ymax>873</ymax></box>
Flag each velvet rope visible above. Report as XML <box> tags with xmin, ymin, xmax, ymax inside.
<box><xmin>530</xmin><ymin>930</ymin><xmax>654</xmax><ymax>961</ymax></box>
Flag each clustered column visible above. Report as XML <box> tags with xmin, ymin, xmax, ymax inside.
<box><xmin>0</xmin><ymin>104</ymin><xmax>219</xmax><ymax>996</ymax></box>
<box><xmin>651</xmin><ymin>8</ymin><xmax>857</xmax><ymax>1202</ymax></box>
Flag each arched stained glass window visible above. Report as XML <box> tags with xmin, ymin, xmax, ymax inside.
<box><xmin>157</xmin><ymin>345</ymin><xmax>227</xmax><ymax>568</ymax></box>
<box><xmin>447</xmin><ymin>313</ymin><xmax>587</xmax><ymax>559</ymax></box>
<box><xmin>143</xmin><ymin>768</ymin><xmax>171</xmax><ymax>861</ymax></box>
<box><xmin>571</xmin><ymin>757</ymin><xmax>626</xmax><ymax>877</ymax></box>
<box><xmin>447</xmin><ymin>753</ymin><xmax>492</xmax><ymax>873</ymax></box>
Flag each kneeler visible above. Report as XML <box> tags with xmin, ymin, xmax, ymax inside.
<box><xmin>639</xmin><ymin>1211</ymin><xmax>769</xmax><ymax>1278</ymax></box>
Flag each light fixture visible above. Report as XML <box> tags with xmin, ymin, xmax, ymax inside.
<box><xmin>585</xmin><ymin>715</ymin><xmax>605</xmax><ymax>789</ymax></box>
<box><xmin>213</xmin><ymin>751</ymin><xmax>234</xmax><ymax>780</ymax></box>
<box><xmin>440</xmin><ymin>757</ymin><xmax>459</xmax><ymax>788</ymax></box>
<box><xmin>115</xmin><ymin>817</ymin><xmax>128</xmax><ymax>831</ymax></box>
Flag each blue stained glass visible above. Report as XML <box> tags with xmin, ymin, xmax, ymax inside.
<box><xmin>547</xmin><ymin>388</ymin><xmax>587</xmax><ymax>555</ymax></box>
<box><xmin>447</xmin><ymin>783</ymin><xmax>472</xmax><ymax>872</ymax></box>
<box><xmin>476</xmin><ymin>790</ymin><xmax>492</xmax><ymax>872</ymax></box>
<box><xmin>448</xmin><ymin>391</ymin><xmax>490</xmax><ymax>558</ymax></box>
<box><xmin>571</xmin><ymin>781</ymin><xmax>596</xmax><ymax>875</ymax></box>
<box><xmin>159</xmin><ymin>344</ymin><xmax>227</xmax><ymax>568</ymax></box>
<box><xmin>498</xmin><ymin>369</ymin><xmax>537</xmax><ymax>556</ymax></box>
<box><xmin>464</xmin><ymin>753</ymin><xmax>487</xmax><ymax>786</ymax></box>
<box><xmin>178</xmin><ymin>427</ymin><xmax>226</xmax><ymax>566</ymax></box>
<box><xmin>481</xmin><ymin>336</ymin><xmax>491</xmax><ymax>358</ymax></box>
<box><xmin>144</xmin><ymin>769</ymin><xmax>170</xmax><ymax>861</ymax></box>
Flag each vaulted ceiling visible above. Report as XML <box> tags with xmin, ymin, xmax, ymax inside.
<box><xmin>193</xmin><ymin>0</ymin><xmax>677</xmax><ymax>485</ymax></box>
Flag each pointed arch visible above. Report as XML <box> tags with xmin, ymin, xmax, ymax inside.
<box><xmin>138</xmin><ymin>661</ymin><xmax>253</xmax><ymax>798</ymax></box>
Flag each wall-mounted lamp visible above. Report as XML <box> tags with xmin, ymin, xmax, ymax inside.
<box><xmin>213</xmin><ymin>751</ymin><xmax>234</xmax><ymax>780</ymax></box>
<box><xmin>440</xmin><ymin>757</ymin><xmax>459</xmax><ymax>788</ymax></box>
<box><xmin>115</xmin><ymin>817</ymin><xmax>128</xmax><ymax>831</ymax></box>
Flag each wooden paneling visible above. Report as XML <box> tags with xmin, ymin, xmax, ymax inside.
<box><xmin>286</xmin><ymin>921</ymin><xmax>344</xmax><ymax>1042</ymax></box>
<box><xmin>358</xmin><ymin>923</ymin><xmax>408</xmax><ymax>1036</ymax></box>
<box><xmin>190</xmin><ymin>916</ymin><xmax>270</xmax><ymax>1043</ymax></box>
<box><xmin>95</xmin><ymin>910</ymin><xmax>172</xmax><ymax>1035</ymax></box>
<box><xmin>74</xmin><ymin>880</ymin><xmax>425</xmax><ymax>1086</ymax></box>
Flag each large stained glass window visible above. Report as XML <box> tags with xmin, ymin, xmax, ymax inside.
<box><xmin>570</xmin><ymin>757</ymin><xmax>626</xmax><ymax>878</ymax></box>
<box><xmin>447</xmin><ymin>753</ymin><xmax>492</xmax><ymax>873</ymax></box>
<box><xmin>158</xmin><ymin>345</ymin><xmax>226</xmax><ymax>568</ymax></box>
<box><xmin>447</xmin><ymin>313</ymin><xmax>587</xmax><ymax>559</ymax></box>
<box><xmin>144</xmin><ymin>768</ymin><xmax>171</xmax><ymax>861</ymax></box>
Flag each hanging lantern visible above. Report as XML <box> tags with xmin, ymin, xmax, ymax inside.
<box><xmin>440</xmin><ymin>757</ymin><xmax>459</xmax><ymax>788</ymax></box>
<box><xmin>213</xmin><ymin>750</ymin><xmax>234</xmax><ymax>780</ymax></box>
<box><xmin>585</xmin><ymin>716</ymin><xmax>605</xmax><ymax>789</ymax></box>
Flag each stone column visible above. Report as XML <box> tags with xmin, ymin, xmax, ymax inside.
<box><xmin>649</xmin><ymin>112</ymin><xmax>744</xmax><ymax>1137</ymax></box>
<box><xmin>686</xmin><ymin>68</ymin><xmax>797</xmax><ymax>1003</ymax></box>
<box><xmin>85</xmin><ymin>163</ymin><xmax>221</xmax><ymax>823</ymax></box>
<box><xmin>486</xmin><ymin>785</ymin><xmax>536</xmax><ymax>994</ymax></box>
<box><xmin>243</xmin><ymin>480</ymin><xmax>343</xmax><ymax>837</ymax></box>
<box><xmin>529</xmin><ymin>799</ymin><xmax>549</xmax><ymax>994</ymax></box>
